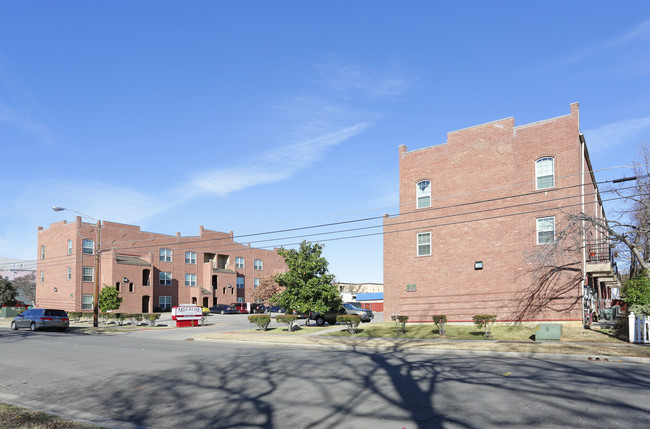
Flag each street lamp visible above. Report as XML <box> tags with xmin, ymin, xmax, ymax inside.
<box><xmin>52</xmin><ymin>206</ymin><xmax>101</xmax><ymax>328</ymax></box>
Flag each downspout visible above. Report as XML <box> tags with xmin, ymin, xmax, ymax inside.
<box><xmin>580</xmin><ymin>133</ymin><xmax>587</xmax><ymax>326</ymax></box>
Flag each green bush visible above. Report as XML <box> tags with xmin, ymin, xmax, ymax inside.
<box><xmin>68</xmin><ymin>311</ymin><xmax>83</xmax><ymax>322</ymax></box>
<box><xmin>275</xmin><ymin>314</ymin><xmax>299</xmax><ymax>332</ymax></box>
<box><xmin>126</xmin><ymin>313</ymin><xmax>143</xmax><ymax>326</ymax></box>
<box><xmin>432</xmin><ymin>315</ymin><xmax>447</xmax><ymax>336</ymax></box>
<box><xmin>391</xmin><ymin>315</ymin><xmax>409</xmax><ymax>335</ymax></box>
<box><xmin>248</xmin><ymin>314</ymin><xmax>271</xmax><ymax>331</ymax></box>
<box><xmin>473</xmin><ymin>314</ymin><xmax>497</xmax><ymax>337</ymax></box>
<box><xmin>622</xmin><ymin>272</ymin><xmax>650</xmax><ymax>316</ymax></box>
<box><xmin>143</xmin><ymin>313</ymin><xmax>160</xmax><ymax>327</ymax></box>
<box><xmin>337</xmin><ymin>314</ymin><xmax>361</xmax><ymax>334</ymax></box>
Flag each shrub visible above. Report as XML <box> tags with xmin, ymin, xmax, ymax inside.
<box><xmin>391</xmin><ymin>315</ymin><xmax>409</xmax><ymax>335</ymax></box>
<box><xmin>82</xmin><ymin>311</ymin><xmax>94</xmax><ymax>323</ymax></box>
<box><xmin>473</xmin><ymin>314</ymin><xmax>497</xmax><ymax>337</ymax></box>
<box><xmin>114</xmin><ymin>313</ymin><xmax>126</xmax><ymax>326</ymax></box>
<box><xmin>622</xmin><ymin>272</ymin><xmax>650</xmax><ymax>316</ymax></box>
<box><xmin>126</xmin><ymin>313</ymin><xmax>143</xmax><ymax>326</ymax></box>
<box><xmin>143</xmin><ymin>313</ymin><xmax>160</xmax><ymax>327</ymax></box>
<box><xmin>432</xmin><ymin>315</ymin><xmax>447</xmax><ymax>336</ymax></box>
<box><xmin>68</xmin><ymin>311</ymin><xmax>83</xmax><ymax>322</ymax></box>
<box><xmin>248</xmin><ymin>314</ymin><xmax>271</xmax><ymax>331</ymax></box>
<box><xmin>337</xmin><ymin>314</ymin><xmax>361</xmax><ymax>334</ymax></box>
<box><xmin>275</xmin><ymin>314</ymin><xmax>299</xmax><ymax>332</ymax></box>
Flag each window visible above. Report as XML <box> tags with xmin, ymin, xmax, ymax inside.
<box><xmin>159</xmin><ymin>296</ymin><xmax>172</xmax><ymax>310</ymax></box>
<box><xmin>185</xmin><ymin>251</ymin><xmax>197</xmax><ymax>264</ymax></box>
<box><xmin>67</xmin><ymin>240</ymin><xmax>72</xmax><ymax>255</ymax></box>
<box><xmin>40</xmin><ymin>271</ymin><xmax>45</xmax><ymax>283</ymax></box>
<box><xmin>254</xmin><ymin>259</ymin><xmax>263</xmax><ymax>270</ymax></box>
<box><xmin>82</xmin><ymin>294</ymin><xmax>93</xmax><ymax>310</ymax></box>
<box><xmin>40</xmin><ymin>245</ymin><xmax>45</xmax><ymax>259</ymax></box>
<box><xmin>160</xmin><ymin>272</ymin><xmax>172</xmax><ymax>286</ymax></box>
<box><xmin>237</xmin><ymin>276</ymin><xmax>245</xmax><ymax>289</ymax></box>
<box><xmin>235</xmin><ymin>257</ymin><xmax>245</xmax><ymax>269</ymax></box>
<box><xmin>82</xmin><ymin>267</ymin><xmax>94</xmax><ymax>282</ymax></box>
<box><xmin>185</xmin><ymin>273</ymin><xmax>197</xmax><ymax>287</ymax></box>
<box><xmin>417</xmin><ymin>180</ymin><xmax>431</xmax><ymax>209</ymax></box>
<box><xmin>237</xmin><ymin>297</ymin><xmax>244</xmax><ymax>303</ymax></box>
<box><xmin>537</xmin><ymin>217</ymin><xmax>555</xmax><ymax>244</ymax></box>
<box><xmin>417</xmin><ymin>232</ymin><xmax>431</xmax><ymax>256</ymax></box>
<box><xmin>536</xmin><ymin>157</ymin><xmax>555</xmax><ymax>189</ymax></box>
<box><xmin>254</xmin><ymin>278</ymin><xmax>260</xmax><ymax>289</ymax></box>
<box><xmin>67</xmin><ymin>267</ymin><xmax>72</xmax><ymax>280</ymax></box>
<box><xmin>159</xmin><ymin>248</ymin><xmax>172</xmax><ymax>262</ymax></box>
<box><xmin>82</xmin><ymin>239</ymin><xmax>94</xmax><ymax>255</ymax></box>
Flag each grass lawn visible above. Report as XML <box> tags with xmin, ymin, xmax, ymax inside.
<box><xmin>246</xmin><ymin>324</ymin><xmax>333</xmax><ymax>335</ymax></box>
<box><xmin>0</xmin><ymin>403</ymin><xmax>99</xmax><ymax>429</ymax></box>
<box><xmin>325</xmin><ymin>322</ymin><xmax>626</xmax><ymax>343</ymax></box>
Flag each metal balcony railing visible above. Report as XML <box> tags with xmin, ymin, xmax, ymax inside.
<box><xmin>586</xmin><ymin>241</ymin><xmax>612</xmax><ymax>263</ymax></box>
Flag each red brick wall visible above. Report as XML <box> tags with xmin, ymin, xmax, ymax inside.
<box><xmin>36</xmin><ymin>218</ymin><xmax>287</xmax><ymax>312</ymax></box>
<box><xmin>384</xmin><ymin>104</ymin><xmax>598</xmax><ymax>322</ymax></box>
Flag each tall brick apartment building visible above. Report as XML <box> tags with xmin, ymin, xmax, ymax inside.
<box><xmin>36</xmin><ymin>218</ymin><xmax>287</xmax><ymax>313</ymax></box>
<box><xmin>384</xmin><ymin>103</ymin><xmax>618</xmax><ymax>324</ymax></box>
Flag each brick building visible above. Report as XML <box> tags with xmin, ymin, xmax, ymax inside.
<box><xmin>36</xmin><ymin>218</ymin><xmax>287</xmax><ymax>313</ymax></box>
<box><xmin>383</xmin><ymin>103</ymin><xmax>618</xmax><ymax>324</ymax></box>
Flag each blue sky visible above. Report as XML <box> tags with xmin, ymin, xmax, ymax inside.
<box><xmin>1</xmin><ymin>1</ymin><xmax>648</xmax><ymax>283</ymax></box>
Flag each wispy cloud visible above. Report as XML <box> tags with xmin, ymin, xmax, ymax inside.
<box><xmin>585</xmin><ymin>116</ymin><xmax>650</xmax><ymax>152</ymax></box>
<box><xmin>542</xmin><ymin>19</ymin><xmax>650</xmax><ymax>72</ymax></box>
<box><xmin>188</xmin><ymin>122</ymin><xmax>371</xmax><ymax>197</ymax></box>
<box><xmin>313</xmin><ymin>60</ymin><xmax>414</xmax><ymax>100</ymax></box>
<box><xmin>0</xmin><ymin>102</ymin><xmax>57</xmax><ymax>146</ymax></box>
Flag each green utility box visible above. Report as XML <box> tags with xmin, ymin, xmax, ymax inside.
<box><xmin>535</xmin><ymin>324</ymin><xmax>562</xmax><ymax>341</ymax></box>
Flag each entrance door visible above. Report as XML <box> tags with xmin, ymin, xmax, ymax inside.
<box><xmin>142</xmin><ymin>296</ymin><xmax>150</xmax><ymax>313</ymax></box>
<box><xmin>203</xmin><ymin>297</ymin><xmax>209</xmax><ymax>307</ymax></box>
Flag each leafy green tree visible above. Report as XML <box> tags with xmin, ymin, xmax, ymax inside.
<box><xmin>622</xmin><ymin>271</ymin><xmax>650</xmax><ymax>316</ymax></box>
<box><xmin>271</xmin><ymin>241</ymin><xmax>341</xmax><ymax>326</ymax></box>
<box><xmin>98</xmin><ymin>285</ymin><xmax>123</xmax><ymax>313</ymax></box>
<box><xmin>0</xmin><ymin>278</ymin><xmax>18</xmax><ymax>306</ymax></box>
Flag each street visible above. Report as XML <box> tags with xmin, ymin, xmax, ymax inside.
<box><xmin>1</xmin><ymin>317</ymin><xmax>650</xmax><ymax>429</ymax></box>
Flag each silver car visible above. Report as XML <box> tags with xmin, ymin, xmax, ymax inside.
<box><xmin>11</xmin><ymin>308</ymin><xmax>70</xmax><ymax>332</ymax></box>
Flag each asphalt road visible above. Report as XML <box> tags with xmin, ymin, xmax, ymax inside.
<box><xmin>1</xmin><ymin>317</ymin><xmax>650</xmax><ymax>429</ymax></box>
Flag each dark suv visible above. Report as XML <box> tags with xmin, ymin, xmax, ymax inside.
<box><xmin>311</xmin><ymin>303</ymin><xmax>374</xmax><ymax>326</ymax></box>
<box><xmin>11</xmin><ymin>308</ymin><xmax>69</xmax><ymax>332</ymax></box>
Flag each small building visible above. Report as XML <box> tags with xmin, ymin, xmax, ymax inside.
<box><xmin>36</xmin><ymin>218</ymin><xmax>287</xmax><ymax>313</ymax></box>
<box><xmin>383</xmin><ymin>103</ymin><xmax>618</xmax><ymax>324</ymax></box>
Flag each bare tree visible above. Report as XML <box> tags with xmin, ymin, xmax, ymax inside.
<box><xmin>12</xmin><ymin>272</ymin><xmax>36</xmax><ymax>304</ymax></box>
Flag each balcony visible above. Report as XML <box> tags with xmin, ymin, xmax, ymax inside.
<box><xmin>585</xmin><ymin>241</ymin><xmax>621</xmax><ymax>288</ymax></box>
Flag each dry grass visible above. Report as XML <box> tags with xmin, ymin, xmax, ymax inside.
<box><xmin>0</xmin><ymin>403</ymin><xmax>99</xmax><ymax>429</ymax></box>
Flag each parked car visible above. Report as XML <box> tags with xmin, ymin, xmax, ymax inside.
<box><xmin>310</xmin><ymin>302</ymin><xmax>374</xmax><ymax>326</ymax></box>
<box><xmin>11</xmin><ymin>308</ymin><xmax>69</xmax><ymax>332</ymax></box>
<box><xmin>249</xmin><ymin>303</ymin><xmax>266</xmax><ymax>314</ymax></box>
<box><xmin>229</xmin><ymin>303</ymin><xmax>249</xmax><ymax>314</ymax></box>
<box><xmin>2</xmin><ymin>300</ymin><xmax>29</xmax><ymax>310</ymax></box>
<box><xmin>209</xmin><ymin>304</ymin><xmax>238</xmax><ymax>314</ymax></box>
<box><xmin>263</xmin><ymin>305</ymin><xmax>284</xmax><ymax>313</ymax></box>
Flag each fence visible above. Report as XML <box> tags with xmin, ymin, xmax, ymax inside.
<box><xmin>628</xmin><ymin>313</ymin><xmax>650</xmax><ymax>344</ymax></box>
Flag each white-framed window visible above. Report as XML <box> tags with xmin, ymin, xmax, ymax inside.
<box><xmin>159</xmin><ymin>248</ymin><xmax>172</xmax><ymax>262</ymax></box>
<box><xmin>82</xmin><ymin>239</ymin><xmax>94</xmax><ymax>255</ymax></box>
<box><xmin>160</xmin><ymin>272</ymin><xmax>172</xmax><ymax>286</ymax></box>
<box><xmin>236</xmin><ymin>297</ymin><xmax>244</xmax><ymax>303</ymax></box>
<box><xmin>40</xmin><ymin>271</ymin><xmax>45</xmax><ymax>282</ymax></box>
<box><xmin>537</xmin><ymin>217</ymin><xmax>555</xmax><ymax>244</ymax></box>
<box><xmin>254</xmin><ymin>278</ymin><xmax>260</xmax><ymax>289</ymax></box>
<box><xmin>67</xmin><ymin>239</ymin><xmax>72</xmax><ymax>255</ymax></box>
<box><xmin>40</xmin><ymin>245</ymin><xmax>45</xmax><ymax>259</ymax></box>
<box><xmin>417</xmin><ymin>232</ymin><xmax>431</xmax><ymax>256</ymax></box>
<box><xmin>159</xmin><ymin>296</ymin><xmax>172</xmax><ymax>310</ymax></box>
<box><xmin>185</xmin><ymin>251</ymin><xmax>197</xmax><ymax>264</ymax></box>
<box><xmin>536</xmin><ymin>157</ymin><xmax>555</xmax><ymax>190</ymax></box>
<box><xmin>67</xmin><ymin>267</ymin><xmax>72</xmax><ymax>280</ymax></box>
<box><xmin>235</xmin><ymin>257</ymin><xmax>245</xmax><ymax>269</ymax></box>
<box><xmin>185</xmin><ymin>273</ymin><xmax>197</xmax><ymax>286</ymax></box>
<box><xmin>237</xmin><ymin>276</ymin><xmax>245</xmax><ymax>289</ymax></box>
<box><xmin>417</xmin><ymin>180</ymin><xmax>431</xmax><ymax>209</ymax></box>
<box><xmin>254</xmin><ymin>259</ymin><xmax>263</xmax><ymax>270</ymax></box>
<box><xmin>82</xmin><ymin>266</ymin><xmax>94</xmax><ymax>282</ymax></box>
<box><xmin>82</xmin><ymin>294</ymin><xmax>93</xmax><ymax>310</ymax></box>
